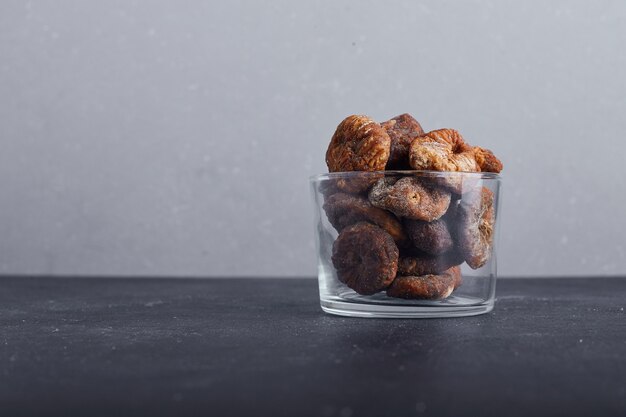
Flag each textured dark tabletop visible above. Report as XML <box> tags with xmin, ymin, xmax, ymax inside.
<box><xmin>0</xmin><ymin>277</ymin><xmax>624</xmax><ymax>417</ymax></box>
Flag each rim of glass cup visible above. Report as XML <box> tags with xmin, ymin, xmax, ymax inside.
<box><xmin>309</xmin><ymin>170</ymin><xmax>501</xmax><ymax>182</ymax></box>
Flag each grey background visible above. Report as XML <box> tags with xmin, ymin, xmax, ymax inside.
<box><xmin>1</xmin><ymin>1</ymin><xmax>625</xmax><ymax>277</ymax></box>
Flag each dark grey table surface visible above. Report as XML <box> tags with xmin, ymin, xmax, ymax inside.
<box><xmin>0</xmin><ymin>276</ymin><xmax>624</xmax><ymax>417</ymax></box>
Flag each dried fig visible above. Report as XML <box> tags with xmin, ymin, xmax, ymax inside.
<box><xmin>386</xmin><ymin>266</ymin><xmax>461</xmax><ymax>300</ymax></box>
<box><xmin>404</xmin><ymin>218</ymin><xmax>454</xmax><ymax>255</ymax></box>
<box><xmin>456</xmin><ymin>187</ymin><xmax>495</xmax><ymax>269</ymax></box>
<box><xmin>397</xmin><ymin>249</ymin><xmax>464</xmax><ymax>276</ymax></box>
<box><xmin>381</xmin><ymin>114</ymin><xmax>424</xmax><ymax>170</ymax></box>
<box><xmin>473</xmin><ymin>146</ymin><xmax>503</xmax><ymax>173</ymax></box>
<box><xmin>323</xmin><ymin>192</ymin><xmax>407</xmax><ymax>245</ymax></box>
<box><xmin>331</xmin><ymin>222</ymin><xmax>399</xmax><ymax>295</ymax></box>
<box><xmin>326</xmin><ymin>115</ymin><xmax>391</xmax><ymax>172</ymax></box>
<box><xmin>368</xmin><ymin>177</ymin><xmax>451</xmax><ymax>221</ymax></box>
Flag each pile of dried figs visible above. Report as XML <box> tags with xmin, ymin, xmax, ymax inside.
<box><xmin>322</xmin><ymin>114</ymin><xmax>502</xmax><ymax>300</ymax></box>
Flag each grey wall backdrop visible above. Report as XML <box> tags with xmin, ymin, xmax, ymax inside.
<box><xmin>1</xmin><ymin>1</ymin><xmax>625</xmax><ymax>277</ymax></box>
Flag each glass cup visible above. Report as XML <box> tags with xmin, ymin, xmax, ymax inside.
<box><xmin>309</xmin><ymin>170</ymin><xmax>502</xmax><ymax>318</ymax></box>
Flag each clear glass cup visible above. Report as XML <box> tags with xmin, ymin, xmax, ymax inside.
<box><xmin>309</xmin><ymin>170</ymin><xmax>502</xmax><ymax>318</ymax></box>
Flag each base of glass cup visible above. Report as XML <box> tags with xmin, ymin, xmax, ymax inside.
<box><xmin>320</xmin><ymin>295</ymin><xmax>494</xmax><ymax>318</ymax></box>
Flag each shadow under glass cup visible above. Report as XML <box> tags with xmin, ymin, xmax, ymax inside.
<box><xmin>309</xmin><ymin>170</ymin><xmax>502</xmax><ymax>318</ymax></box>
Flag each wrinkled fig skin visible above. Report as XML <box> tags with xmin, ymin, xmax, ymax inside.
<box><xmin>473</xmin><ymin>146</ymin><xmax>503</xmax><ymax>173</ymax></box>
<box><xmin>456</xmin><ymin>187</ymin><xmax>495</xmax><ymax>269</ymax></box>
<box><xmin>323</xmin><ymin>192</ymin><xmax>407</xmax><ymax>246</ymax></box>
<box><xmin>404</xmin><ymin>218</ymin><xmax>454</xmax><ymax>255</ymax></box>
<box><xmin>326</xmin><ymin>115</ymin><xmax>391</xmax><ymax>172</ymax></box>
<box><xmin>381</xmin><ymin>114</ymin><xmax>425</xmax><ymax>170</ymax></box>
<box><xmin>331</xmin><ymin>222</ymin><xmax>399</xmax><ymax>295</ymax></box>
<box><xmin>409</xmin><ymin>129</ymin><xmax>478</xmax><ymax>172</ymax></box>
<box><xmin>386</xmin><ymin>266</ymin><xmax>461</xmax><ymax>300</ymax></box>
<box><xmin>368</xmin><ymin>177</ymin><xmax>451</xmax><ymax>221</ymax></box>
<box><xmin>409</xmin><ymin>129</ymin><xmax>480</xmax><ymax>194</ymax></box>
<box><xmin>318</xmin><ymin>174</ymin><xmax>383</xmax><ymax>197</ymax></box>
